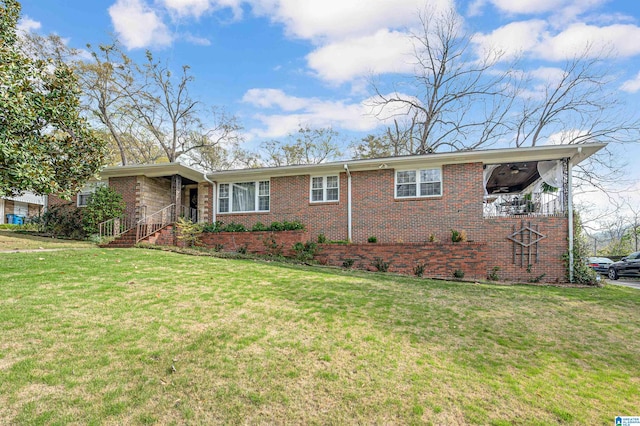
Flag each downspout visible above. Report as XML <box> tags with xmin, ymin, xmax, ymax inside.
<box><xmin>344</xmin><ymin>164</ymin><xmax>352</xmax><ymax>242</ymax></box>
<box><xmin>203</xmin><ymin>172</ymin><xmax>216</xmax><ymax>224</ymax></box>
<box><xmin>567</xmin><ymin>147</ymin><xmax>581</xmax><ymax>283</ymax></box>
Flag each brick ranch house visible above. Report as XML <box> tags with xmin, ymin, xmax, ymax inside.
<box><xmin>49</xmin><ymin>143</ymin><xmax>605</xmax><ymax>283</ymax></box>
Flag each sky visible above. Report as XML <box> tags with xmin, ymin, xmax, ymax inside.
<box><xmin>16</xmin><ymin>0</ymin><xmax>640</xmax><ymax>225</ymax></box>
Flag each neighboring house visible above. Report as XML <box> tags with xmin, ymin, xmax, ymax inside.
<box><xmin>1</xmin><ymin>192</ymin><xmax>46</xmax><ymax>224</ymax></box>
<box><xmin>48</xmin><ymin>143</ymin><xmax>605</xmax><ymax>283</ymax></box>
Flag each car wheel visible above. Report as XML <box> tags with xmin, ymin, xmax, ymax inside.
<box><xmin>608</xmin><ymin>268</ymin><xmax>619</xmax><ymax>280</ymax></box>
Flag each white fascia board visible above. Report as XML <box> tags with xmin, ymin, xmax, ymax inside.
<box><xmin>100</xmin><ymin>163</ymin><xmax>205</xmax><ymax>183</ymax></box>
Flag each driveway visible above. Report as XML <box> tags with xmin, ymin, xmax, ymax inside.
<box><xmin>607</xmin><ymin>279</ymin><xmax>640</xmax><ymax>290</ymax></box>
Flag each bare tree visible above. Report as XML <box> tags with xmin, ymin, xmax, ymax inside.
<box><xmin>78</xmin><ymin>42</ymin><xmax>147</xmax><ymax>165</ymax></box>
<box><xmin>260</xmin><ymin>127</ymin><xmax>342</xmax><ymax>167</ymax></box>
<box><xmin>368</xmin><ymin>6</ymin><xmax>515</xmax><ymax>155</ymax></box>
<box><xmin>513</xmin><ymin>48</ymin><xmax>639</xmax><ymax>148</ymax></box>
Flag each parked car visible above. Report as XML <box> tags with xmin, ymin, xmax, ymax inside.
<box><xmin>607</xmin><ymin>252</ymin><xmax>640</xmax><ymax>280</ymax></box>
<box><xmin>587</xmin><ymin>257</ymin><xmax>614</xmax><ymax>274</ymax></box>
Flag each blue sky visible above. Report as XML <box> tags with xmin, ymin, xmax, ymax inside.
<box><xmin>16</xmin><ymin>0</ymin><xmax>640</xmax><ymax>220</ymax></box>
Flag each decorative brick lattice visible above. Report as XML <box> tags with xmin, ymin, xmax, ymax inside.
<box><xmin>507</xmin><ymin>221</ymin><xmax>546</xmax><ymax>267</ymax></box>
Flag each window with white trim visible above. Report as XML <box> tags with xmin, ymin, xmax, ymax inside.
<box><xmin>218</xmin><ymin>181</ymin><xmax>270</xmax><ymax>213</ymax></box>
<box><xmin>395</xmin><ymin>168</ymin><xmax>442</xmax><ymax>198</ymax></box>
<box><xmin>310</xmin><ymin>175</ymin><xmax>339</xmax><ymax>203</ymax></box>
<box><xmin>77</xmin><ymin>182</ymin><xmax>106</xmax><ymax>207</ymax></box>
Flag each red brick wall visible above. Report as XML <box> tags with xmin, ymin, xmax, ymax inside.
<box><xmin>481</xmin><ymin>215</ymin><xmax>568</xmax><ymax>283</ymax></box>
<box><xmin>48</xmin><ymin>194</ymin><xmax>77</xmax><ymax>208</ymax></box>
<box><xmin>351</xmin><ymin>163</ymin><xmax>484</xmax><ymax>243</ymax></box>
<box><xmin>146</xmin><ymin>227</ymin><xmax>309</xmax><ymax>255</ymax></box>
<box><xmin>109</xmin><ymin>176</ymin><xmax>138</xmax><ymax>220</ymax></box>
<box><xmin>316</xmin><ymin>242</ymin><xmax>489</xmax><ymax>280</ymax></box>
<box><xmin>214</xmin><ymin>174</ymin><xmax>348</xmax><ymax>242</ymax></box>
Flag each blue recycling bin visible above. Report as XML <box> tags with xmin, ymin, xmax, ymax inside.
<box><xmin>5</xmin><ymin>214</ymin><xmax>23</xmax><ymax>225</ymax></box>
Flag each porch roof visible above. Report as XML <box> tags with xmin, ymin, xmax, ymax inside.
<box><xmin>207</xmin><ymin>143</ymin><xmax>606</xmax><ymax>181</ymax></box>
<box><xmin>100</xmin><ymin>162</ymin><xmax>206</xmax><ymax>184</ymax></box>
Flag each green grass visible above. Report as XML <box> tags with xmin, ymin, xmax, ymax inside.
<box><xmin>0</xmin><ymin>233</ymin><xmax>639</xmax><ymax>424</ymax></box>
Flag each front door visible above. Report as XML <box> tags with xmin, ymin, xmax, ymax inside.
<box><xmin>189</xmin><ymin>188</ymin><xmax>198</xmax><ymax>222</ymax></box>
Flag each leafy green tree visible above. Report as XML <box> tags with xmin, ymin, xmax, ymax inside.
<box><xmin>0</xmin><ymin>0</ymin><xmax>106</xmax><ymax>198</ymax></box>
<box><xmin>82</xmin><ymin>186</ymin><xmax>125</xmax><ymax>234</ymax></box>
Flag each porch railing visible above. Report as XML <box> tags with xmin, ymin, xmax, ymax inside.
<box><xmin>98</xmin><ymin>215</ymin><xmax>136</xmax><ymax>240</ymax></box>
<box><xmin>136</xmin><ymin>203</ymin><xmax>176</xmax><ymax>243</ymax></box>
<box><xmin>483</xmin><ymin>191</ymin><xmax>566</xmax><ymax>218</ymax></box>
<box><xmin>180</xmin><ymin>205</ymin><xmax>198</xmax><ymax>222</ymax></box>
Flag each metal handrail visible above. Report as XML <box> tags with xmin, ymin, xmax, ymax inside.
<box><xmin>98</xmin><ymin>214</ymin><xmax>136</xmax><ymax>240</ymax></box>
<box><xmin>136</xmin><ymin>204</ymin><xmax>176</xmax><ymax>243</ymax></box>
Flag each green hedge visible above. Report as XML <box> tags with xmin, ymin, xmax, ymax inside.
<box><xmin>202</xmin><ymin>220</ymin><xmax>304</xmax><ymax>233</ymax></box>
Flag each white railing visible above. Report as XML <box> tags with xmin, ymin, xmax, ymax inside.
<box><xmin>483</xmin><ymin>191</ymin><xmax>566</xmax><ymax>218</ymax></box>
<box><xmin>98</xmin><ymin>215</ymin><xmax>136</xmax><ymax>240</ymax></box>
<box><xmin>136</xmin><ymin>204</ymin><xmax>176</xmax><ymax>243</ymax></box>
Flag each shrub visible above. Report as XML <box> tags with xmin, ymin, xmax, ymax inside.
<box><xmin>453</xmin><ymin>269</ymin><xmax>465</xmax><ymax>279</ymax></box>
<box><xmin>565</xmin><ymin>210</ymin><xmax>599</xmax><ymax>285</ymax></box>
<box><xmin>367</xmin><ymin>236</ymin><xmax>377</xmax><ymax>243</ymax></box>
<box><xmin>451</xmin><ymin>229</ymin><xmax>467</xmax><ymax>243</ymax></box>
<box><xmin>222</xmin><ymin>222</ymin><xmax>246</xmax><ymax>232</ymax></box>
<box><xmin>82</xmin><ymin>186</ymin><xmax>126</xmax><ymax>235</ymax></box>
<box><xmin>342</xmin><ymin>258</ymin><xmax>355</xmax><ymax>268</ymax></box>
<box><xmin>488</xmin><ymin>266</ymin><xmax>500</xmax><ymax>281</ymax></box>
<box><xmin>413</xmin><ymin>263</ymin><xmax>426</xmax><ymax>277</ymax></box>
<box><xmin>42</xmin><ymin>202</ymin><xmax>86</xmax><ymax>240</ymax></box>
<box><xmin>269</xmin><ymin>221</ymin><xmax>284</xmax><ymax>231</ymax></box>
<box><xmin>237</xmin><ymin>244</ymin><xmax>248</xmax><ymax>254</ymax></box>
<box><xmin>175</xmin><ymin>217</ymin><xmax>203</xmax><ymax>247</ymax></box>
<box><xmin>317</xmin><ymin>233</ymin><xmax>327</xmax><ymax>244</ymax></box>
<box><xmin>371</xmin><ymin>257</ymin><xmax>390</xmax><ymax>272</ymax></box>
<box><xmin>202</xmin><ymin>221</ymin><xmax>223</xmax><ymax>233</ymax></box>
<box><xmin>252</xmin><ymin>222</ymin><xmax>267</xmax><ymax>231</ymax></box>
<box><xmin>292</xmin><ymin>241</ymin><xmax>319</xmax><ymax>262</ymax></box>
<box><xmin>262</xmin><ymin>234</ymin><xmax>284</xmax><ymax>257</ymax></box>
<box><xmin>282</xmin><ymin>220</ymin><xmax>304</xmax><ymax>231</ymax></box>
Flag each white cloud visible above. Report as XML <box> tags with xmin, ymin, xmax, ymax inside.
<box><xmin>17</xmin><ymin>17</ymin><xmax>41</xmax><ymax>33</ymax></box>
<box><xmin>164</xmin><ymin>0</ymin><xmax>213</xmax><ymax>16</ymax></box>
<box><xmin>472</xmin><ymin>20</ymin><xmax>547</xmax><ymax>60</ymax></box>
<box><xmin>183</xmin><ymin>33</ymin><xmax>212</xmax><ymax>45</ymax></box>
<box><xmin>306</xmin><ymin>29</ymin><xmax>414</xmax><ymax>83</ymax></box>
<box><xmin>488</xmin><ymin>0</ymin><xmax>574</xmax><ymax>15</ymax></box>
<box><xmin>474</xmin><ymin>20</ymin><xmax>640</xmax><ymax>63</ymax></box>
<box><xmin>621</xmin><ymin>71</ymin><xmax>640</xmax><ymax>93</ymax></box>
<box><xmin>242</xmin><ymin>88</ymin><xmax>382</xmax><ymax>138</ymax></box>
<box><xmin>109</xmin><ymin>0</ymin><xmax>173</xmax><ymax>49</ymax></box>
<box><xmin>243</xmin><ymin>88</ymin><xmax>310</xmax><ymax>111</ymax></box>
<box><xmin>535</xmin><ymin>23</ymin><xmax>640</xmax><ymax>61</ymax></box>
<box><xmin>250</xmin><ymin>0</ymin><xmax>450</xmax><ymax>43</ymax></box>
<box><xmin>163</xmin><ymin>0</ymin><xmax>243</xmax><ymax>19</ymax></box>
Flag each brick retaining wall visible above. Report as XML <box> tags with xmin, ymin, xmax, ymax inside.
<box><xmin>316</xmin><ymin>242</ymin><xmax>489</xmax><ymax>280</ymax></box>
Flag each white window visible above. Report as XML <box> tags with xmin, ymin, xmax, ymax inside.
<box><xmin>310</xmin><ymin>175</ymin><xmax>339</xmax><ymax>203</ymax></box>
<box><xmin>395</xmin><ymin>168</ymin><xmax>442</xmax><ymax>198</ymax></box>
<box><xmin>218</xmin><ymin>181</ymin><xmax>270</xmax><ymax>213</ymax></box>
<box><xmin>77</xmin><ymin>182</ymin><xmax>106</xmax><ymax>207</ymax></box>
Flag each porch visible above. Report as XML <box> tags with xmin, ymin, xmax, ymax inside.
<box><xmin>482</xmin><ymin>159</ymin><xmax>568</xmax><ymax>218</ymax></box>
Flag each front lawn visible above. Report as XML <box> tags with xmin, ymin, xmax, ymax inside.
<box><xmin>0</xmin><ymin>245</ymin><xmax>638</xmax><ymax>424</ymax></box>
